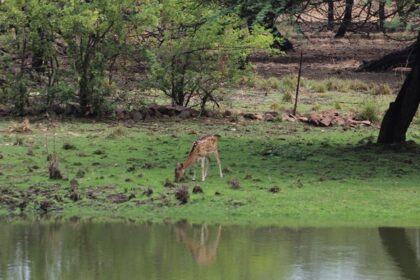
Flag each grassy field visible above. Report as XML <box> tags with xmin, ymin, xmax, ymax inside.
<box><xmin>0</xmin><ymin>109</ymin><xmax>419</xmax><ymax>226</ymax></box>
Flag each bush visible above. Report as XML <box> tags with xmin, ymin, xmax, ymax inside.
<box><xmin>308</xmin><ymin>81</ymin><xmax>327</xmax><ymax>93</ymax></box>
<box><xmin>145</xmin><ymin>0</ymin><xmax>274</xmax><ymax>110</ymax></box>
<box><xmin>325</xmin><ymin>78</ymin><xmax>350</xmax><ymax>92</ymax></box>
<box><xmin>357</xmin><ymin>100</ymin><xmax>381</xmax><ymax>122</ymax></box>
<box><xmin>370</xmin><ymin>84</ymin><xmax>392</xmax><ymax>95</ymax></box>
<box><xmin>280</xmin><ymin>75</ymin><xmax>297</xmax><ymax>92</ymax></box>
<box><xmin>282</xmin><ymin>90</ymin><xmax>293</xmax><ymax>103</ymax></box>
<box><xmin>349</xmin><ymin>80</ymin><xmax>370</xmax><ymax>92</ymax></box>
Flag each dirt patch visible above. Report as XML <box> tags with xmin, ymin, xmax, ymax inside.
<box><xmin>86</xmin><ymin>185</ymin><xmax>117</xmax><ymax>199</ymax></box>
<box><xmin>252</xmin><ymin>34</ymin><xmax>411</xmax><ymax>87</ymax></box>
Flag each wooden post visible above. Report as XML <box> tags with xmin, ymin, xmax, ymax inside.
<box><xmin>293</xmin><ymin>50</ymin><xmax>303</xmax><ymax>115</ymax></box>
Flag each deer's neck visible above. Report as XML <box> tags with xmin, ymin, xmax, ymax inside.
<box><xmin>182</xmin><ymin>153</ymin><xmax>198</xmax><ymax>170</ymax></box>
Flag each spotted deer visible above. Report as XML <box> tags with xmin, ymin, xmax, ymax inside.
<box><xmin>175</xmin><ymin>135</ymin><xmax>223</xmax><ymax>182</ymax></box>
<box><xmin>175</xmin><ymin>224</ymin><xmax>222</xmax><ymax>266</ymax></box>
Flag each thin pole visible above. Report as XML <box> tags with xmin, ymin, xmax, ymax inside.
<box><xmin>293</xmin><ymin>50</ymin><xmax>303</xmax><ymax>115</ymax></box>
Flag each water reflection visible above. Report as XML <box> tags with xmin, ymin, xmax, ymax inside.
<box><xmin>379</xmin><ymin>227</ymin><xmax>420</xmax><ymax>280</ymax></box>
<box><xmin>0</xmin><ymin>221</ymin><xmax>419</xmax><ymax>280</ymax></box>
<box><xmin>175</xmin><ymin>223</ymin><xmax>222</xmax><ymax>266</ymax></box>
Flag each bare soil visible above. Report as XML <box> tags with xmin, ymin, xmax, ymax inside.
<box><xmin>253</xmin><ymin>33</ymin><xmax>414</xmax><ymax>88</ymax></box>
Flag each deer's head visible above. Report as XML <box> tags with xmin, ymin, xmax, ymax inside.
<box><xmin>175</xmin><ymin>162</ymin><xmax>185</xmax><ymax>182</ymax></box>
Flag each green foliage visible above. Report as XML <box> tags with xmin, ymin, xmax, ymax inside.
<box><xmin>348</xmin><ymin>80</ymin><xmax>370</xmax><ymax>92</ymax></box>
<box><xmin>325</xmin><ymin>78</ymin><xmax>350</xmax><ymax>92</ymax></box>
<box><xmin>370</xmin><ymin>84</ymin><xmax>392</xmax><ymax>95</ymax></box>
<box><xmin>357</xmin><ymin>100</ymin><xmax>381</xmax><ymax>122</ymax></box>
<box><xmin>144</xmin><ymin>0</ymin><xmax>274</xmax><ymax>109</ymax></box>
<box><xmin>308</xmin><ymin>80</ymin><xmax>327</xmax><ymax>93</ymax></box>
<box><xmin>59</xmin><ymin>0</ymin><xmax>158</xmax><ymax>114</ymax></box>
<box><xmin>282</xmin><ymin>90</ymin><xmax>293</xmax><ymax>103</ymax></box>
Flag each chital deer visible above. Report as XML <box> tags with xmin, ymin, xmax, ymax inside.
<box><xmin>175</xmin><ymin>224</ymin><xmax>222</xmax><ymax>266</ymax></box>
<box><xmin>175</xmin><ymin>135</ymin><xmax>223</xmax><ymax>182</ymax></box>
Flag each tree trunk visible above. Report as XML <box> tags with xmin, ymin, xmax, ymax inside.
<box><xmin>377</xmin><ymin>31</ymin><xmax>420</xmax><ymax>144</ymax></box>
<box><xmin>327</xmin><ymin>0</ymin><xmax>334</xmax><ymax>31</ymax></box>
<box><xmin>335</xmin><ymin>0</ymin><xmax>354</xmax><ymax>38</ymax></box>
<box><xmin>378</xmin><ymin>1</ymin><xmax>386</xmax><ymax>30</ymax></box>
<box><xmin>379</xmin><ymin>228</ymin><xmax>420</xmax><ymax>280</ymax></box>
<box><xmin>357</xmin><ymin>41</ymin><xmax>417</xmax><ymax>72</ymax></box>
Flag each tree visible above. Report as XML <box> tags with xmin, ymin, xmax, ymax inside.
<box><xmin>144</xmin><ymin>0</ymin><xmax>273</xmax><ymax>111</ymax></box>
<box><xmin>59</xmin><ymin>0</ymin><xmax>158</xmax><ymax>115</ymax></box>
<box><xmin>327</xmin><ymin>0</ymin><xmax>334</xmax><ymax>31</ymax></box>
<box><xmin>335</xmin><ymin>0</ymin><xmax>354</xmax><ymax>38</ymax></box>
<box><xmin>377</xmin><ymin>31</ymin><xmax>420</xmax><ymax>144</ymax></box>
<box><xmin>0</xmin><ymin>0</ymin><xmax>56</xmax><ymax>114</ymax></box>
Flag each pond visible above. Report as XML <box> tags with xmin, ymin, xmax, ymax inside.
<box><xmin>1</xmin><ymin>220</ymin><xmax>419</xmax><ymax>280</ymax></box>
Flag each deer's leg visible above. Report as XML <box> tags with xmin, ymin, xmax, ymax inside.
<box><xmin>191</xmin><ymin>162</ymin><xmax>196</xmax><ymax>181</ymax></box>
<box><xmin>192</xmin><ymin>168</ymin><xmax>196</xmax><ymax>181</ymax></box>
<box><xmin>215</xmin><ymin>151</ymin><xmax>223</xmax><ymax>178</ymax></box>
<box><xmin>201</xmin><ymin>157</ymin><xmax>206</xmax><ymax>181</ymax></box>
<box><xmin>204</xmin><ymin>157</ymin><xmax>210</xmax><ymax>178</ymax></box>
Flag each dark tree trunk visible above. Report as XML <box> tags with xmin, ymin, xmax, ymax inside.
<box><xmin>379</xmin><ymin>228</ymin><xmax>420</xmax><ymax>280</ymax></box>
<box><xmin>357</xmin><ymin>41</ymin><xmax>417</xmax><ymax>72</ymax></box>
<box><xmin>335</xmin><ymin>0</ymin><xmax>354</xmax><ymax>38</ymax></box>
<box><xmin>31</xmin><ymin>29</ymin><xmax>45</xmax><ymax>73</ymax></box>
<box><xmin>327</xmin><ymin>0</ymin><xmax>334</xmax><ymax>31</ymax></box>
<box><xmin>377</xmin><ymin>32</ymin><xmax>420</xmax><ymax>144</ymax></box>
<box><xmin>378</xmin><ymin>1</ymin><xmax>385</xmax><ymax>30</ymax></box>
<box><xmin>79</xmin><ymin>73</ymin><xmax>90</xmax><ymax>115</ymax></box>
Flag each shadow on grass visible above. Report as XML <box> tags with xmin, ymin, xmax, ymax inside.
<box><xmin>248</xmin><ymin>139</ymin><xmax>420</xmax><ymax>182</ymax></box>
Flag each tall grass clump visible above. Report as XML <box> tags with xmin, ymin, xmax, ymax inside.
<box><xmin>280</xmin><ymin>75</ymin><xmax>297</xmax><ymax>92</ymax></box>
<box><xmin>349</xmin><ymin>80</ymin><xmax>370</xmax><ymax>92</ymax></box>
<box><xmin>325</xmin><ymin>78</ymin><xmax>350</xmax><ymax>92</ymax></box>
<box><xmin>282</xmin><ymin>91</ymin><xmax>293</xmax><ymax>103</ymax></box>
<box><xmin>357</xmin><ymin>100</ymin><xmax>381</xmax><ymax>122</ymax></box>
<box><xmin>307</xmin><ymin>80</ymin><xmax>327</xmax><ymax>93</ymax></box>
<box><xmin>370</xmin><ymin>84</ymin><xmax>392</xmax><ymax>95</ymax></box>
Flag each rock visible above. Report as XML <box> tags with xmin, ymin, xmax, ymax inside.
<box><xmin>223</xmin><ymin>110</ymin><xmax>232</xmax><ymax>117</ymax></box>
<box><xmin>69</xmin><ymin>191</ymin><xmax>81</xmax><ymax>202</ymax></box>
<box><xmin>228</xmin><ymin>179</ymin><xmax>240</xmax><ymax>189</ymax></box>
<box><xmin>70</xmin><ymin>179</ymin><xmax>79</xmax><ymax>192</ymax></box>
<box><xmin>130</xmin><ymin>110</ymin><xmax>144</xmax><ymax>121</ymax></box>
<box><xmin>264</xmin><ymin>113</ymin><xmax>275</xmax><ymax>122</ymax></box>
<box><xmin>63</xmin><ymin>143</ymin><xmax>76</xmax><ymax>150</ymax></box>
<box><xmin>243</xmin><ymin>113</ymin><xmax>258</xmax><ymax>120</ymax></box>
<box><xmin>142</xmin><ymin>187</ymin><xmax>153</xmax><ymax>197</ymax></box>
<box><xmin>269</xmin><ymin>186</ymin><xmax>280</xmax><ymax>193</ymax></box>
<box><xmin>107</xmin><ymin>193</ymin><xmax>129</xmax><ymax>204</ymax></box>
<box><xmin>115</xmin><ymin>108</ymin><xmax>127</xmax><ymax>120</ymax></box>
<box><xmin>178</xmin><ymin>109</ymin><xmax>193</xmax><ymax>119</ymax></box>
<box><xmin>192</xmin><ymin>185</ymin><xmax>203</xmax><ymax>194</ymax></box>
<box><xmin>175</xmin><ymin>186</ymin><xmax>189</xmax><ymax>204</ymax></box>
<box><xmin>164</xmin><ymin>179</ymin><xmax>176</xmax><ymax>188</ymax></box>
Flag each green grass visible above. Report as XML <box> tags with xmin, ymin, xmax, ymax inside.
<box><xmin>1</xmin><ymin>119</ymin><xmax>419</xmax><ymax>227</ymax></box>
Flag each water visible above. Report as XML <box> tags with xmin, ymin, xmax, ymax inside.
<box><xmin>1</xmin><ymin>221</ymin><xmax>420</xmax><ymax>280</ymax></box>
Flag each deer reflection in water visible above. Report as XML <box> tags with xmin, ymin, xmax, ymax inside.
<box><xmin>175</xmin><ymin>224</ymin><xmax>222</xmax><ymax>266</ymax></box>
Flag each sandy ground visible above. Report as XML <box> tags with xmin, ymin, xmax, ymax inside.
<box><xmin>253</xmin><ymin>32</ymin><xmax>415</xmax><ymax>89</ymax></box>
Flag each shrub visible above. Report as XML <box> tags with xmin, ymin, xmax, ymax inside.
<box><xmin>280</xmin><ymin>75</ymin><xmax>297</xmax><ymax>92</ymax></box>
<box><xmin>357</xmin><ymin>101</ymin><xmax>381</xmax><ymax>122</ymax></box>
<box><xmin>334</xmin><ymin>102</ymin><xmax>342</xmax><ymax>110</ymax></box>
<box><xmin>325</xmin><ymin>78</ymin><xmax>350</xmax><ymax>92</ymax></box>
<box><xmin>145</xmin><ymin>1</ymin><xmax>274</xmax><ymax>110</ymax></box>
<box><xmin>282</xmin><ymin>90</ymin><xmax>293</xmax><ymax>103</ymax></box>
<box><xmin>308</xmin><ymin>81</ymin><xmax>327</xmax><ymax>93</ymax></box>
<box><xmin>349</xmin><ymin>80</ymin><xmax>370</xmax><ymax>92</ymax></box>
<box><xmin>267</xmin><ymin>77</ymin><xmax>281</xmax><ymax>89</ymax></box>
<box><xmin>370</xmin><ymin>84</ymin><xmax>392</xmax><ymax>95</ymax></box>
